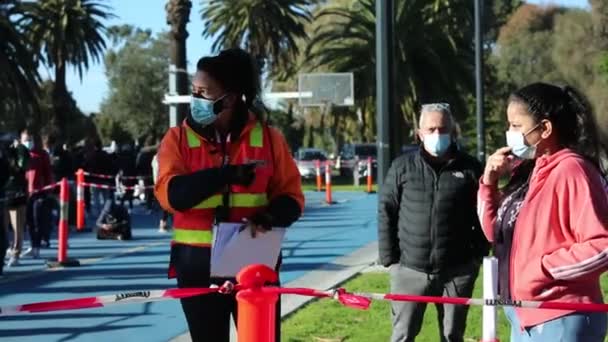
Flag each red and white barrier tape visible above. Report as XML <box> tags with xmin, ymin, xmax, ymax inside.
<box><xmin>83</xmin><ymin>171</ymin><xmax>151</xmax><ymax>180</ymax></box>
<box><xmin>82</xmin><ymin>182</ymin><xmax>153</xmax><ymax>191</ymax></box>
<box><xmin>347</xmin><ymin>291</ymin><xmax>608</xmax><ymax>312</ymax></box>
<box><xmin>0</xmin><ymin>182</ymin><xmax>60</xmax><ymax>202</ymax></box>
<box><xmin>0</xmin><ymin>288</ymin><xmax>218</xmax><ymax>316</ymax></box>
<box><xmin>4</xmin><ymin>284</ymin><xmax>608</xmax><ymax>317</ymax></box>
<box><xmin>31</xmin><ymin>182</ymin><xmax>61</xmax><ymax>195</ymax></box>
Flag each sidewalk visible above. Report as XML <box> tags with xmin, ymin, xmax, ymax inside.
<box><xmin>0</xmin><ymin>191</ymin><xmax>378</xmax><ymax>342</ymax></box>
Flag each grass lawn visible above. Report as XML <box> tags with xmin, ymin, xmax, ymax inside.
<box><xmin>282</xmin><ymin>270</ymin><xmax>608</xmax><ymax>342</ymax></box>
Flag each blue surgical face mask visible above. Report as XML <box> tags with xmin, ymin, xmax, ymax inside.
<box><xmin>423</xmin><ymin>133</ymin><xmax>451</xmax><ymax>156</ymax></box>
<box><xmin>505</xmin><ymin>124</ymin><xmax>540</xmax><ymax>159</ymax></box>
<box><xmin>190</xmin><ymin>95</ymin><xmax>226</xmax><ymax>126</ymax></box>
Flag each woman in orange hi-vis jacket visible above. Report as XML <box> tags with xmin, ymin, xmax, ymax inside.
<box><xmin>155</xmin><ymin>49</ymin><xmax>304</xmax><ymax>342</ymax></box>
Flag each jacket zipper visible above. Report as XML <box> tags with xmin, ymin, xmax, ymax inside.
<box><xmin>219</xmin><ymin>133</ymin><xmax>230</xmax><ymax>222</ymax></box>
<box><xmin>428</xmin><ymin>176</ymin><xmax>439</xmax><ymax>272</ymax></box>
<box><xmin>428</xmin><ymin>159</ymin><xmax>455</xmax><ymax>272</ymax></box>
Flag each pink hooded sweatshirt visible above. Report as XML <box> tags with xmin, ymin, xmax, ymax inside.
<box><xmin>477</xmin><ymin>148</ymin><xmax>608</xmax><ymax>328</ymax></box>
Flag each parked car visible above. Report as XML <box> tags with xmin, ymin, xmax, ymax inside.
<box><xmin>294</xmin><ymin>148</ymin><xmax>328</xmax><ymax>179</ymax></box>
<box><xmin>336</xmin><ymin>143</ymin><xmax>377</xmax><ymax>178</ymax></box>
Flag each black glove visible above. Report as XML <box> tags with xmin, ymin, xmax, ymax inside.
<box><xmin>249</xmin><ymin>211</ymin><xmax>273</xmax><ymax>231</ymax></box>
<box><xmin>226</xmin><ymin>163</ymin><xmax>257</xmax><ymax>186</ymax></box>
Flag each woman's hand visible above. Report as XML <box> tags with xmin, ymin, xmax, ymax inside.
<box><xmin>483</xmin><ymin>147</ymin><xmax>514</xmax><ymax>185</ymax></box>
<box><xmin>244</xmin><ymin>212</ymin><xmax>273</xmax><ymax>238</ymax></box>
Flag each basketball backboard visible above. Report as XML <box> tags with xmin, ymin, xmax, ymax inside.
<box><xmin>298</xmin><ymin>72</ymin><xmax>354</xmax><ymax>107</ymax></box>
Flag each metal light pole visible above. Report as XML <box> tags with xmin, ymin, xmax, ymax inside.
<box><xmin>475</xmin><ymin>0</ymin><xmax>485</xmax><ymax>162</ymax></box>
<box><xmin>376</xmin><ymin>0</ymin><xmax>395</xmax><ymax>187</ymax></box>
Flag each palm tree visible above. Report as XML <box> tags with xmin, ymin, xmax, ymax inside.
<box><xmin>200</xmin><ymin>0</ymin><xmax>314</xmax><ymax>77</ymax></box>
<box><xmin>307</xmin><ymin>0</ymin><xmax>474</xmax><ymax>145</ymax></box>
<box><xmin>25</xmin><ymin>0</ymin><xmax>113</xmax><ymax>129</ymax></box>
<box><xmin>0</xmin><ymin>1</ymin><xmax>40</xmax><ymax>124</ymax></box>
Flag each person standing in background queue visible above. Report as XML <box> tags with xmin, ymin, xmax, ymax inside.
<box><xmin>379</xmin><ymin>103</ymin><xmax>488</xmax><ymax>342</ymax></box>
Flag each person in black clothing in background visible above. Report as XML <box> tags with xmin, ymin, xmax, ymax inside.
<box><xmin>4</xmin><ymin>131</ymin><xmax>30</xmax><ymax>267</ymax></box>
<box><xmin>135</xmin><ymin>136</ymin><xmax>156</xmax><ymax>211</ymax></box>
<box><xmin>83</xmin><ymin>137</ymin><xmax>116</xmax><ymax>215</ymax></box>
<box><xmin>378</xmin><ymin>103</ymin><xmax>489</xmax><ymax>342</ymax></box>
<box><xmin>116</xmin><ymin>143</ymin><xmax>137</xmax><ymax>210</ymax></box>
<box><xmin>96</xmin><ymin>200</ymin><xmax>131</xmax><ymax>240</ymax></box>
<box><xmin>0</xmin><ymin>143</ymin><xmax>11</xmax><ymax>276</ymax></box>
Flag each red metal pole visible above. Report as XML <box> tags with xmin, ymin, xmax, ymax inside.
<box><xmin>76</xmin><ymin>169</ymin><xmax>85</xmax><ymax>231</ymax></box>
<box><xmin>236</xmin><ymin>264</ymin><xmax>279</xmax><ymax>342</ymax></box>
<box><xmin>58</xmin><ymin>178</ymin><xmax>69</xmax><ymax>263</ymax></box>
<box><xmin>325</xmin><ymin>160</ymin><xmax>332</xmax><ymax>204</ymax></box>
<box><xmin>47</xmin><ymin>177</ymin><xmax>80</xmax><ymax>268</ymax></box>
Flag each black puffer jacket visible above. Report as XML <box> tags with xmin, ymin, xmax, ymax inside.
<box><xmin>378</xmin><ymin>147</ymin><xmax>489</xmax><ymax>273</ymax></box>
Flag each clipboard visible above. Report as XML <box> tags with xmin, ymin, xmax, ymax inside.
<box><xmin>210</xmin><ymin>223</ymin><xmax>286</xmax><ymax>277</ymax></box>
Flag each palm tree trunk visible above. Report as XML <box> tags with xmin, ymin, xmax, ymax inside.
<box><xmin>166</xmin><ymin>0</ymin><xmax>191</xmax><ymax>123</ymax></box>
<box><xmin>53</xmin><ymin>58</ymin><xmax>68</xmax><ymax>136</ymax></box>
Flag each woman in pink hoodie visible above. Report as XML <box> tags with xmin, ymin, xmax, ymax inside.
<box><xmin>478</xmin><ymin>82</ymin><xmax>608</xmax><ymax>341</ymax></box>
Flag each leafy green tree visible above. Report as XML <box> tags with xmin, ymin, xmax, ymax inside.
<box><xmin>491</xmin><ymin>4</ymin><xmax>566</xmax><ymax>88</ymax></box>
<box><xmin>589</xmin><ymin>0</ymin><xmax>608</xmax><ymax>48</ymax></box>
<box><xmin>32</xmin><ymin>80</ymin><xmax>95</xmax><ymax>144</ymax></box>
<box><xmin>93</xmin><ymin>111</ymin><xmax>132</xmax><ymax>145</ymax></box>
<box><xmin>268</xmin><ymin>106</ymin><xmax>305</xmax><ymax>153</ymax></box>
<box><xmin>99</xmin><ymin>25</ymin><xmax>170</xmax><ymax>143</ymax></box>
<box><xmin>552</xmin><ymin>10</ymin><xmax>596</xmax><ymax>90</ymax></box>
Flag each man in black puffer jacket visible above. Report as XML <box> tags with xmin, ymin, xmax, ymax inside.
<box><xmin>378</xmin><ymin>103</ymin><xmax>489</xmax><ymax>342</ymax></box>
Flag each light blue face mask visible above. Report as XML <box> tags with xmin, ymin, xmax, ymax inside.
<box><xmin>190</xmin><ymin>94</ymin><xmax>227</xmax><ymax>126</ymax></box>
<box><xmin>505</xmin><ymin>124</ymin><xmax>540</xmax><ymax>159</ymax></box>
<box><xmin>423</xmin><ymin>133</ymin><xmax>451</xmax><ymax>156</ymax></box>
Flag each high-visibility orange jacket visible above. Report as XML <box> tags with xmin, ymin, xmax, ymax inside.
<box><xmin>155</xmin><ymin>116</ymin><xmax>303</xmax><ymax>252</ymax></box>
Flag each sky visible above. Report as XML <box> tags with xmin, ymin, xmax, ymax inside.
<box><xmin>60</xmin><ymin>0</ymin><xmax>589</xmax><ymax>114</ymax></box>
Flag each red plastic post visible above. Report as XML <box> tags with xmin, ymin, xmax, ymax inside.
<box><xmin>315</xmin><ymin>159</ymin><xmax>322</xmax><ymax>192</ymax></box>
<box><xmin>47</xmin><ymin>178</ymin><xmax>80</xmax><ymax>268</ymax></box>
<box><xmin>58</xmin><ymin>178</ymin><xmax>69</xmax><ymax>263</ymax></box>
<box><xmin>236</xmin><ymin>264</ymin><xmax>279</xmax><ymax>342</ymax></box>
<box><xmin>366</xmin><ymin>157</ymin><xmax>373</xmax><ymax>193</ymax></box>
<box><xmin>325</xmin><ymin>160</ymin><xmax>332</xmax><ymax>204</ymax></box>
<box><xmin>76</xmin><ymin>168</ymin><xmax>85</xmax><ymax>231</ymax></box>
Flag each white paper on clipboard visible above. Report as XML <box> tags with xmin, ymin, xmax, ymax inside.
<box><xmin>211</xmin><ymin>223</ymin><xmax>286</xmax><ymax>277</ymax></box>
